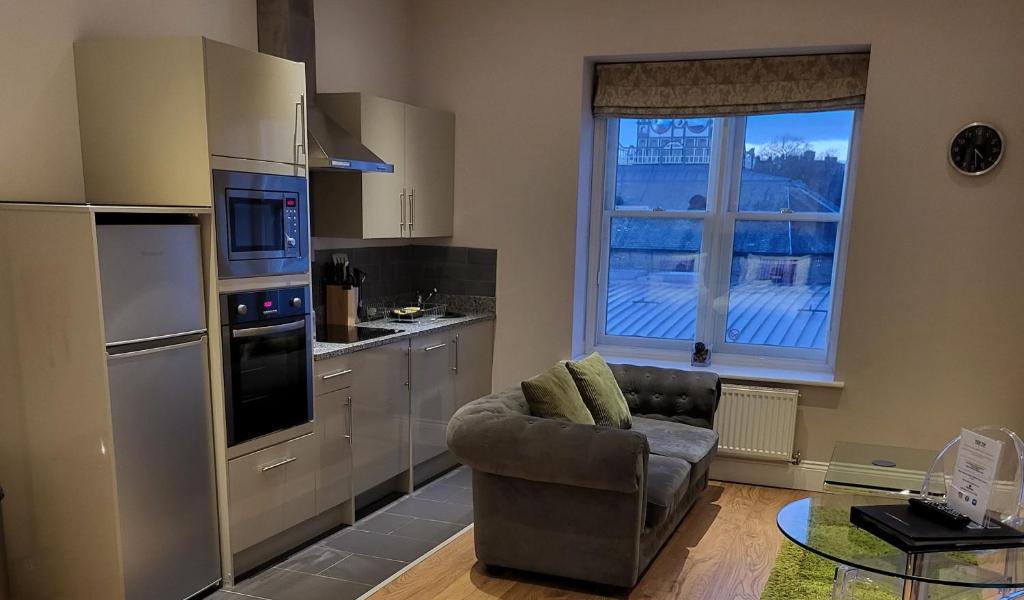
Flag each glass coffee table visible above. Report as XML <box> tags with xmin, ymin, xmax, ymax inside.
<box><xmin>825</xmin><ymin>441</ymin><xmax>945</xmax><ymax>497</ymax></box>
<box><xmin>777</xmin><ymin>495</ymin><xmax>1024</xmax><ymax>599</ymax></box>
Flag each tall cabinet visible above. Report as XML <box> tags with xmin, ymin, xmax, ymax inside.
<box><xmin>311</xmin><ymin>93</ymin><xmax>455</xmax><ymax>239</ymax></box>
<box><xmin>74</xmin><ymin>37</ymin><xmax>306</xmax><ymax>207</ymax></box>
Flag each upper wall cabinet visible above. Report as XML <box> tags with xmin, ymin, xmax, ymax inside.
<box><xmin>311</xmin><ymin>93</ymin><xmax>454</xmax><ymax>239</ymax></box>
<box><xmin>74</xmin><ymin>37</ymin><xmax>306</xmax><ymax>207</ymax></box>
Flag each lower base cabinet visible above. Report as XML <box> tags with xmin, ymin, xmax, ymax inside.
<box><xmin>227</xmin><ymin>432</ymin><xmax>318</xmax><ymax>553</ymax></box>
<box><xmin>314</xmin><ymin>387</ymin><xmax>353</xmax><ymax>513</ymax></box>
<box><xmin>453</xmin><ymin>320</ymin><xmax>494</xmax><ymax>410</ymax></box>
<box><xmin>350</xmin><ymin>340</ymin><xmax>411</xmax><ymax>496</ymax></box>
<box><xmin>411</xmin><ymin>332</ymin><xmax>456</xmax><ymax>465</ymax></box>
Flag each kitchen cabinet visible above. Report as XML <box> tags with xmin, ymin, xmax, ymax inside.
<box><xmin>73</xmin><ymin>37</ymin><xmax>306</xmax><ymax>207</ymax></box>
<box><xmin>453</xmin><ymin>320</ymin><xmax>495</xmax><ymax>409</ymax></box>
<box><xmin>313</xmin><ymin>361</ymin><xmax>354</xmax><ymax>513</ymax></box>
<box><xmin>227</xmin><ymin>432</ymin><xmax>318</xmax><ymax>553</ymax></box>
<box><xmin>204</xmin><ymin>39</ymin><xmax>307</xmax><ymax>171</ymax></box>
<box><xmin>311</xmin><ymin>93</ymin><xmax>454</xmax><ymax>239</ymax></box>
<box><xmin>411</xmin><ymin>332</ymin><xmax>456</xmax><ymax>465</ymax></box>
<box><xmin>349</xmin><ymin>340</ymin><xmax>411</xmax><ymax>496</ymax></box>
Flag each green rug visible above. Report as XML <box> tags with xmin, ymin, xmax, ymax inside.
<box><xmin>761</xmin><ymin>508</ymin><xmax>980</xmax><ymax>600</ymax></box>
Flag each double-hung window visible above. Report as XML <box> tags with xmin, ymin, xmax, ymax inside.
<box><xmin>586</xmin><ymin>53</ymin><xmax>868</xmax><ymax>367</ymax></box>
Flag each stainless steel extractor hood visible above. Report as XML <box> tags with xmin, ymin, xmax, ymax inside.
<box><xmin>257</xmin><ymin>0</ymin><xmax>394</xmax><ymax>174</ymax></box>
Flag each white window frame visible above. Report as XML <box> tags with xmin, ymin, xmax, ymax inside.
<box><xmin>584</xmin><ymin>110</ymin><xmax>861</xmax><ymax>369</ymax></box>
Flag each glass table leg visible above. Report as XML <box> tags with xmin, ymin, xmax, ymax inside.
<box><xmin>903</xmin><ymin>553</ymin><xmax>927</xmax><ymax>600</ymax></box>
<box><xmin>833</xmin><ymin>564</ymin><xmax>858</xmax><ymax>600</ymax></box>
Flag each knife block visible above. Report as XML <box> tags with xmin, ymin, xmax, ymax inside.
<box><xmin>325</xmin><ymin>285</ymin><xmax>359</xmax><ymax>327</ymax></box>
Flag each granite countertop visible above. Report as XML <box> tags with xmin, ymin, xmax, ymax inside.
<box><xmin>313</xmin><ymin>312</ymin><xmax>495</xmax><ymax>361</ymax></box>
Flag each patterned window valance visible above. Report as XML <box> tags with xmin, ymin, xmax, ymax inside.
<box><xmin>593</xmin><ymin>53</ymin><xmax>870</xmax><ymax>118</ymax></box>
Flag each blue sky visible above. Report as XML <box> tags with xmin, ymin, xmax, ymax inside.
<box><xmin>619</xmin><ymin>109</ymin><xmax>855</xmax><ymax>161</ymax></box>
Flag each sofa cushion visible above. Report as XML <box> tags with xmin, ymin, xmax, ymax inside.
<box><xmin>566</xmin><ymin>353</ymin><xmax>632</xmax><ymax>429</ymax></box>
<box><xmin>645</xmin><ymin>455</ymin><xmax>692</xmax><ymax>528</ymax></box>
<box><xmin>632</xmin><ymin>417</ymin><xmax>718</xmax><ymax>478</ymax></box>
<box><xmin>521</xmin><ymin>361</ymin><xmax>596</xmax><ymax>425</ymax></box>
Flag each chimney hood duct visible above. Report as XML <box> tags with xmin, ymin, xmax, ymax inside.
<box><xmin>257</xmin><ymin>0</ymin><xmax>394</xmax><ymax>173</ymax></box>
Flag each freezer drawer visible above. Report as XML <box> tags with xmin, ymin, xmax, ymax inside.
<box><xmin>97</xmin><ymin>224</ymin><xmax>206</xmax><ymax>345</ymax></box>
<box><xmin>228</xmin><ymin>433</ymin><xmax>318</xmax><ymax>553</ymax></box>
<box><xmin>107</xmin><ymin>336</ymin><xmax>220</xmax><ymax>600</ymax></box>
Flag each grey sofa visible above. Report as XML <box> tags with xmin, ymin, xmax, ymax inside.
<box><xmin>446</xmin><ymin>363</ymin><xmax>721</xmax><ymax>588</ymax></box>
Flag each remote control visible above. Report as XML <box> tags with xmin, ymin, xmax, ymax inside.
<box><xmin>908</xmin><ymin>497</ymin><xmax>971</xmax><ymax>526</ymax></box>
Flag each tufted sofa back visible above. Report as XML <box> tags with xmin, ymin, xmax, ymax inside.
<box><xmin>609</xmin><ymin>363</ymin><xmax>721</xmax><ymax>429</ymax></box>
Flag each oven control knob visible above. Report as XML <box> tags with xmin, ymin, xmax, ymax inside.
<box><xmin>236</xmin><ymin>304</ymin><xmax>248</xmax><ymax>316</ymax></box>
<box><xmin>286</xmin><ymin>236</ymin><xmax>297</xmax><ymax>247</ymax></box>
<box><xmin>290</xmin><ymin>297</ymin><xmax>302</xmax><ymax>308</ymax></box>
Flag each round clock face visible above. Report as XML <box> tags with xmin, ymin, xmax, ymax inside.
<box><xmin>949</xmin><ymin>122</ymin><xmax>1003</xmax><ymax>175</ymax></box>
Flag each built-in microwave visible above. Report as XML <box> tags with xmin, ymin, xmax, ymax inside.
<box><xmin>213</xmin><ymin>170</ymin><xmax>309</xmax><ymax>279</ymax></box>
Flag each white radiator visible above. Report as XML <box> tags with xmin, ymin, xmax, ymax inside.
<box><xmin>713</xmin><ymin>384</ymin><xmax>799</xmax><ymax>462</ymax></box>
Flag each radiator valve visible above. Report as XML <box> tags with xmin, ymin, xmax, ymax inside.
<box><xmin>791</xmin><ymin>450</ymin><xmax>802</xmax><ymax>465</ymax></box>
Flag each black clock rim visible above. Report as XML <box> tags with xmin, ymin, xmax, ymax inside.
<box><xmin>949</xmin><ymin>121</ymin><xmax>1004</xmax><ymax>176</ymax></box>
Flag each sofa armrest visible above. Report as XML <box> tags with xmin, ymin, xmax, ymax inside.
<box><xmin>447</xmin><ymin>401</ymin><xmax>649</xmax><ymax>494</ymax></box>
<box><xmin>610</xmin><ymin>363</ymin><xmax>721</xmax><ymax>429</ymax></box>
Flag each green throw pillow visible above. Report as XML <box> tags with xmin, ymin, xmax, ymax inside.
<box><xmin>566</xmin><ymin>353</ymin><xmax>632</xmax><ymax>429</ymax></box>
<box><xmin>521</xmin><ymin>361</ymin><xmax>595</xmax><ymax>425</ymax></box>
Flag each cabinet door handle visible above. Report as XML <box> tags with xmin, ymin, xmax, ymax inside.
<box><xmin>424</xmin><ymin>342</ymin><xmax>447</xmax><ymax>352</ymax></box>
<box><xmin>409</xmin><ymin>188</ymin><xmax>415</xmax><ymax>232</ymax></box>
<box><xmin>321</xmin><ymin>368</ymin><xmax>353</xmax><ymax>381</ymax></box>
<box><xmin>345</xmin><ymin>395</ymin><xmax>353</xmax><ymax>439</ymax></box>
<box><xmin>451</xmin><ymin>334</ymin><xmax>459</xmax><ymax>372</ymax></box>
<box><xmin>400</xmin><ymin>189</ymin><xmax>406</xmax><ymax>231</ymax></box>
<box><xmin>260</xmin><ymin>456</ymin><xmax>297</xmax><ymax>472</ymax></box>
<box><xmin>295</xmin><ymin>94</ymin><xmax>306</xmax><ymax>159</ymax></box>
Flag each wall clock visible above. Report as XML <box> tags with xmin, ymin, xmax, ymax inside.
<box><xmin>949</xmin><ymin>122</ymin><xmax>1004</xmax><ymax>176</ymax></box>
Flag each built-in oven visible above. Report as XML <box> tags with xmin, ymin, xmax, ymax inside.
<box><xmin>213</xmin><ymin>170</ymin><xmax>309</xmax><ymax>279</ymax></box>
<box><xmin>221</xmin><ymin>286</ymin><xmax>313</xmax><ymax>447</ymax></box>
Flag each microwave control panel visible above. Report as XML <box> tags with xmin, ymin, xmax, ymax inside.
<box><xmin>284</xmin><ymin>194</ymin><xmax>301</xmax><ymax>257</ymax></box>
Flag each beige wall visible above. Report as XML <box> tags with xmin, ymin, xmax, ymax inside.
<box><xmin>313</xmin><ymin>0</ymin><xmax>412</xmax><ymax>101</ymax></box>
<box><xmin>402</xmin><ymin>0</ymin><xmax>1024</xmax><ymax>460</ymax></box>
<box><xmin>0</xmin><ymin>0</ymin><xmax>255</xmax><ymax>203</ymax></box>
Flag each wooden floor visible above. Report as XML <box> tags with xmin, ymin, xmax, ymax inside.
<box><xmin>368</xmin><ymin>482</ymin><xmax>809</xmax><ymax>600</ymax></box>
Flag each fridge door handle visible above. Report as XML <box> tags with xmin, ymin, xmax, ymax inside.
<box><xmin>106</xmin><ymin>329</ymin><xmax>208</xmax><ymax>350</ymax></box>
<box><xmin>107</xmin><ymin>335</ymin><xmax>207</xmax><ymax>359</ymax></box>
<box><xmin>231</xmin><ymin>320</ymin><xmax>305</xmax><ymax>339</ymax></box>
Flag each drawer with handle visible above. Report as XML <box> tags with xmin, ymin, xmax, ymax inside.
<box><xmin>315</xmin><ymin>356</ymin><xmax>354</xmax><ymax>396</ymax></box>
<box><xmin>228</xmin><ymin>432</ymin><xmax>318</xmax><ymax>553</ymax></box>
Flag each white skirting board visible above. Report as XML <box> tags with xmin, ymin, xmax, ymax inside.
<box><xmin>709</xmin><ymin>456</ymin><xmax>828</xmax><ymax>493</ymax></box>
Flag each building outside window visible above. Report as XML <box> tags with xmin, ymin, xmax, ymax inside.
<box><xmin>590</xmin><ymin>109</ymin><xmax>859</xmax><ymax>365</ymax></box>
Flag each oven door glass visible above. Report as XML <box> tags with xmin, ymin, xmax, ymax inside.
<box><xmin>227</xmin><ymin>317</ymin><xmax>310</xmax><ymax>445</ymax></box>
<box><xmin>227</xmin><ymin>190</ymin><xmax>285</xmax><ymax>258</ymax></box>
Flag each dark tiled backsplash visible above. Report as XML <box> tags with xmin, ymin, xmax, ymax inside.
<box><xmin>312</xmin><ymin>244</ymin><xmax>496</xmax><ymax>319</ymax></box>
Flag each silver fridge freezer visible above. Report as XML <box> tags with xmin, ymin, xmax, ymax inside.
<box><xmin>96</xmin><ymin>224</ymin><xmax>221</xmax><ymax>600</ymax></box>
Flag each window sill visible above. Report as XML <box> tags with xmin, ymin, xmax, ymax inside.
<box><xmin>587</xmin><ymin>350</ymin><xmax>845</xmax><ymax>389</ymax></box>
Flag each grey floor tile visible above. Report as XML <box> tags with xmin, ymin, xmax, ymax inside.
<box><xmin>276</xmin><ymin>544</ymin><xmax>351</xmax><ymax>575</ymax></box>
<box><xmin>204</xmin><ymin>591</ymin><xmax>267</xmax><ymax>600</ymax></box>
<box><xmin>391</xmin><ymin>517</ymin><xmax>465</xmax><ymax>544</ymax></box>
<box><xmin>441</xmin><ymin>485</ymin><xmax>473</xmax><ymax>506</ymax></box>
<box><xmin>385</xmin><ymin>497</ymin><xmax>474</xmax><ymax>525</ymax></box>
<box><xmin>441</xmin><ymin>467</ymin><xmax>473</xmax><ymax>488</ymax></box>
<box><xmin>352</xmin><ymin>511</ymin><xmax>414</xmax><ymax>534</ymax></box>
<box><xmin>320</xmin><ymin>553</ymin><xmax>408</xmax><ymax>586</ymax></box>
<box><xmin>413</xmin><ymin>482</ymin><xmax>464</xmax><ymax>503</ymax></box>
<box><xmin>321</xmin><ymin>528</ymin><xmax>436</xmax><ymax>562</ymax></box>
<box><xmin>231</xmin><ymin>568</ymin><xmax>371</xmax><ymax>600</ymax></box>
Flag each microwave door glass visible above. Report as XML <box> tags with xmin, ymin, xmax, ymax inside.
<box><xmin>229</xmin><ymin>196</ymin><xmax>284</xmax><ymax>253</ymax></box>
